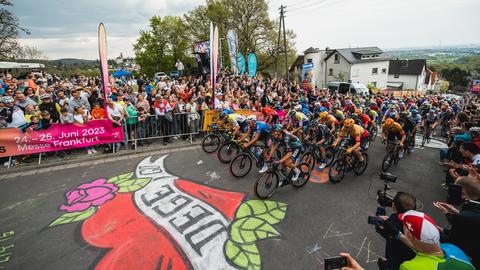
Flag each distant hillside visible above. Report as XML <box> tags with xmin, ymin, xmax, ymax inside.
<box><xmin>51</xmin><ymin>58</ymin><xmax>98</xmax><ymax>65</ymax></box>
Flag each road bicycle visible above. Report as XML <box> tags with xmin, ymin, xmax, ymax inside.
<box><xmin>381</xmin><ymin>140</ymin><xmax>402</xmax><ymax>172</ymax></box>
<box><xmin>368</xmin><ymin>124</ymin><xmax>378</xmax><ymax>142</ymax></box>
<box><xmin>202</xmin><ymin>125</ymin><xmax>232</xmax><ymax>153</ymax></box>
<box><xmin>421</xmin><ymin>125</ymin><xmax>432</xmax><ymax>147</ymax></box>
<box><xmin>217</xmin><ymin>138</ymin><xmax>242</xmax><ymax>163</ymax></box>
<box><xmin>328</xmin><ymin>143</ymin><xmax>368</xmax><ymax>184</ymax></box>
<box><xmin>300</xmin><ymin>142</ymin><xmax>335</xmax><ymax>171</ymax></box>
<box><xmin>229</xmin><ymin>144</ymin><xmax>281</xmax><ymax>178</ymax></box>
<box><xmin>254</xmin><ymin>161</ymin><xmax>310</xmax><ymax>199</ymax></box>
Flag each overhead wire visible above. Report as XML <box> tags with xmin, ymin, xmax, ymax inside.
<box><xmin>285</xmin><ymin>0</ymin><xmax>330</xmax><ymax>12</ymax></box>
<box><xmin>286</xmin><ymin>0</ymin><xmax>348</xmax><ymax>16</ymax></box>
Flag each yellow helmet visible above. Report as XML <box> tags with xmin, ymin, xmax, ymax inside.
<box><xmin>319</xmin><ymin>112</ymin><xmax>328</xmax><ymax>119</ymax></box>
<box><xmin>385</xmin><ymin>118</ymin><xmax>395</xmax><ymax>127</ymax></box>
<box><xmin>355</xmin><ymin>109</ymin><xmax>363</xmax><ymax>115</ymax></box>
<box><xmin>344</xmin><ymin>118</ymin><xmax>355</xmax><ymax>128</ymax></box>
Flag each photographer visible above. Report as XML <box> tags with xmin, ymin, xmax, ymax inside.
<box><xmin>375</xmin><ymin>192</ymin><xmax>416</xmax><ymax>270</ymax></box>
<box><xmin>434</xmin><ymin>176</ymin><xmax>480</xmax><ymax>269</ymax></box>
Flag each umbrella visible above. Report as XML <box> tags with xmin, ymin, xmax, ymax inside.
<box><xmin>112</xmin><ymin>69</ymin><xmax>132</xmax><ymax>78</ymax></box>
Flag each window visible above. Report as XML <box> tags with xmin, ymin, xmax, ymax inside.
<box><xmin>381</xmin><ymin>68</ymin><xmax>387</xmax><ymax>74</ymax></box>
<box><xmin>334</xmin><ymin>54</ymin><xmax>340</xmax><ymax>64</ymax></box>
<box><xmin>394</xmin><ymin>74</ymin><xmax>400</xmax><ymax>79</ymax></box>
<box><xmin>352</xmin><ymin>69</ymin><xmax>359</xmax><ymax>77</ymax></box>
<box><xmin>307</xmin><ymin>58</ymin><xmax>313</xmax><ymax>63</ymax></box>
<box><xmin>371</xmin><ymin>82</ymin><xmax>377</xmax><ymax>87</ymax></box>
<box><xmin>329</xmin><ymin>69</ymin><xmax>333</xmax><ymax>76</ymax></box>
<box><xmin>372</xmin><ymin>68</ymin><xmax>378</xmax><ymax>75</ymax></box>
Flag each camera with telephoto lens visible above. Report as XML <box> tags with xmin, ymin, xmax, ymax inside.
<box><xmin>377</xmin><ymin>172</ymin><xmax>398</xmax><ymax>207</ymax></box>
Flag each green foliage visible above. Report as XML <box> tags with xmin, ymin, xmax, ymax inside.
<box><xmin>230</xmin><ymin>217</ymin><xmax>281</xmax><ymax>244</ymax></box>
<box><xmin>49</xmin><ymin>207</ymin><xmax>96</xmax><ymax>227</ymax></box>
<box><xmin>225</xmin><ymin>240</ymin><xmax>261</xmax><ymax>270</ymax></box>
<box><xmin>108</xmin><ymin>172</ymin><xmax>151</xmax><ymax>192</ymax></box>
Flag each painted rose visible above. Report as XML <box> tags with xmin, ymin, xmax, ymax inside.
<box><xmin>60</xmin><ymin>179</ymin><xmax>119</xmax><ymax>213</ymax></box>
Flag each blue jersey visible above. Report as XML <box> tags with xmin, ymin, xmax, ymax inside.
<box><xmin>255</xmin><ymin>121</ymin><xmax>271</xmax><ymax>135</ymax></box>
<box><xmin>222</xmin><ymin>108</ymin><xmax>234</xmax><ymax>115</ymax></box>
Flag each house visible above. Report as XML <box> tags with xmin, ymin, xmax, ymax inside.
<box><xmin>425</xmin><ymin>69</ymin><xmax>438</xmax><ymax>92</ymax></box>
<box><xmin>387</xmin><ymin>59</ymin><xmax>427</xmax><ymax>92</ymax></box>
<box><xmin>289</xmin><ymin>55</ymin><xmax>304</xmax><ymax>82</ymax></box>
<box><xmin>323</xmin><ymin>47</ymin><xmax>391</xmax><ymax>89</ymax></box>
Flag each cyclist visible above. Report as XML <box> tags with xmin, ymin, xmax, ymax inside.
<box><xmin>217</xmin><ymin>111</ymin><xmax>248</xmax><ymax>137</ymax></box>
<box><xmin>355</xmin><ymin>108</ymin><xmax>372</xmax><ymax>129</ymax></box>
<box><xmin>381</xmin><ymin>118</ymin><xmax>406</xmax><ymax>151</ymax></box>
<box><xmin>398</xmin><ymin>111</ymin><xmax>416</xmax><ymax>152</ymax></box>
<box><xmin>313</xmin><ymin>123</ymin><xmax>333</xmax><ymax>169</ymax></box>
<box><xmin>422</xmin><ymin>109</ymin><xmax>439</xmax><ymax>136</ymax></box>
<box><xmin>332</xmin><ymin>118</ymin><xmax>368</xmax><ymax>165</ymax></box>
<box><xmin>267</xmin><ymin>124</ymin><xmax>304</xmax><ymax>182</ymax></box>
<box><xmin>365</xmin><ymin>107</ymin><xmax>379</xmax><ymax>126</ymax></box>
<box><xmin>286</xmin><ymin>108</ymin><xmax>309</xmax><ymax>140</ymax></box>
<box><xmin>319</xmin><ymin>111</ymin><xmax>338</xmax><ymax>133</ymax></box>
<box><xmin>261</xmin><ymin>104</ymin><xmax>278</xmax><ymax>125</ymax></box>
<box><xmin>239</xmin><ymin>118</ymin><xmax>272</xmax><ymax>173</ymax></box>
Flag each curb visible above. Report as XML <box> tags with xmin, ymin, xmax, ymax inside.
<box><xmin>0</xmin><ymin>141</ymin><xmax>201</xmax><ymax>176</ymax></box>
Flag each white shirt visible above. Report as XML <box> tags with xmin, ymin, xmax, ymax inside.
<box><xmin>107</xmin><ymin>104</ymin><xmax>123</xmax><ymax>118</ymax></box>
<box><xmin>472</xmin><ymin>154</ymin><xmax>480</xmax><ymax>166</ymax></box>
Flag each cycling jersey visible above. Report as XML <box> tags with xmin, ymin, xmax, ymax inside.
<box><xmin>339</xmin><ymin>124</ymin><xmax>369</xmax><ymax>142</ymax></box>
<box><xmin>227</xmin><ymin>113</ymin><xmax>246</xmax><ymax>127</ymax></box>
<box><xmin>315</xmin><ymin>125</ymin><xmax>331</xmax><ymax>143</ymax></box>
<box><xmin>359</xmin><ymin>114</ymin><xmax>371</xmax><ymax>127</ymax></box>
<box><xmin>382</xmin><ymin>122</ymin><xmax>405</xmax><ymax>136</ymax></box>
<box><xmin>402</xmin><ymin>116</ymin><xmax>416</xmax><ymax>133</ymax></box>
<box><xmin>321</xmin><ymin>115</ymin><xmax>338</xmax><ymax>126</ymax></box>
<box><xmin>274</xmin><ymin>131</ymin><xmax>303</xmax><ymax>150</ymax></box>
<box><xmin>425</xmin><ymin>113</ymin><xmax>438</xmax><ymax>123</ymax></box>
<box><xmin>262</xmin><ymin>107</ymin><xmax>277</xmax><ymax>116</ymax></box>
<box><xmin>399</xmin><ymin>243</ymin><xmax>475</xmax><ymax>270</ymax></box>
<box><xmin>332</xmin><ymin>109</ymin><xmax>344</xmax><ymax>121</ymax></box>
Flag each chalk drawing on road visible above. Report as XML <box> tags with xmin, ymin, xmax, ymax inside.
<box><xmin>306</xmin><ymin>243</ymin><xmax>321</xmax><ymax>254</ymax></box>
<box><xmin>49</xmin><ymin>155</ymin><xmax>289</xmax><ymax>270</ymax></box>
<box><xmin>197</xmin><ymin>160</ymin><xmax>204</xmax><ymax>165</ymax></box>
<box><xmin>323</xmin><ymin>223</ymin><xmax>353</xmax><ymax>239</ymax></box>
<box><xmin>0</xmin><ymin>231</ymin><xmax>15</xmax><ymax>267</ymax></box>
<box><xmin>205</xmin><ymin>171</ymin><xmax>221</xmax><ymax>184</ymax></box>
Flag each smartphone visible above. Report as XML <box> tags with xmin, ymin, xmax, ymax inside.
<box><xmin>368</xmin><ymin>216</ymin><xmax>383</xmax><ymax>225</ymax></box>
<box><xmin>448</xmin><ymin>184</ymin><xmax>463</xmax><ymax>205</ymax></box>
<box><xmin>376</xmin><ymin>207</ymin><xmax>386</xmax><ymax>216</ymax></box>
<box><xmin>324</xmin><ymin>256</ymin><xmax>348</xmax><ymax>270</ymax></box>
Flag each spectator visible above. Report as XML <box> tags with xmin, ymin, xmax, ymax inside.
<box><xmin>73</xmin><ymin>106</ymin><xmax>97</xmax><ymax>155</ymax></box>
<box><xmin>39</xmin><ymin>94</ymin><xmax>60</xmax><ymax>123</ymax></box>
<box><xmin>123</xmin><ymin>96</ymin><xmax>138</xmax><ymax>149</ymax></box>
<box><xmin>91</xmin><ymin>102</ymin><xmax>106</xmax><ymax>120</ymax></box>
<box><xmin>434</xmin><ymin>176</ymin><xmax>480</xmax><ymax>269</ymax></box>
<box><xmin>59</xmin><ymin>108</ymin><xmax>74</xmax><ymax>124</ymax></box>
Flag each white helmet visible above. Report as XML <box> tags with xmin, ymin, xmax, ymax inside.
<box><xmin>246</xmin><ymin>115</ymin><xmax>257</xmax><ymax>122</ymax></box>
<box><xmin>294</xmin><ymin>105</ymin><xmax>302</xmax><ymax>111</ymax></box>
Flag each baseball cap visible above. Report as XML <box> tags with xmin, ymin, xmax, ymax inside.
<box><xmin>398</xmin><ymin>210</ymin><xmax>440</xmax><ymax>245</ymax></box>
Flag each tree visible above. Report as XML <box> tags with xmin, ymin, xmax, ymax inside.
<box><xmin>20</xmin><ymin>45</ymin><xmax>48</xmax><ymax>60</ymax></box>
<box><xmin>183</xmin><ymin>0</ymin><xmax>296</xmax><ymax>75</ymax></box>
<box><xmin>0</xmin><ymin>0</ymin><xmax>29</xmax><ymax>60</ymax></box>
<box><xmin>334</xmin><ymin>71</ymin><xmax>348</xmax><ymax>82</ymax></box>
<box><xmin>133</xmin><ymin>16</ymin><xmax>191</xmax><ymax>76</ymax></box>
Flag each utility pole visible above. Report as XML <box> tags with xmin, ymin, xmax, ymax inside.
<box><xmin>275</xmin><ymin>5</ymin><xmax>289</xmax><ymax>82</ymax></box>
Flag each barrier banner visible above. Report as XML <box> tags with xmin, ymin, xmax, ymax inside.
<box><xmin>0</xmin><ymin>119</ymin><xmax>124</xmax><ymax>158</ymax></box>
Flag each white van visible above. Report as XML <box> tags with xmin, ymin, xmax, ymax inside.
<box><xmin>327</xmin><ymin>82</ymin><xmax>370</xmax><ymax>96</ymax></box>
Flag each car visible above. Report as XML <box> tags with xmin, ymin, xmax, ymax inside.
<box><xmin>327</xmin><ymin>82</ymin><xmax>370</xmax><ymax>96</ymax></box>
<box><xmin>170</xmin><ymin>70</ymin><xmax>180</xmax><ymax>78</ymax></box>
<box><xmin>154</xmin><ymin>72</ymin><xmax>168</xmax><ymax>80</ymax></box>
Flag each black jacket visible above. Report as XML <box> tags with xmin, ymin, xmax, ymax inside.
<box><xmin>376</xmin><ymin>214</ymin><xmax>415</xmax><ymax>270</ymax></box>
<box><xmin>447</xmin><ymin>200</ymin><xmax>480</xmax><ymax>269</ymax></box>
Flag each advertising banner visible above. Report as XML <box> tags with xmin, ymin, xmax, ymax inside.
<box><xmin>301</xmin><ymin>63</ymin><xmax>315</xmax><ymax>92</ymax></box>
<box><xmin>202</xmin><ymin>110</ymin><xmax>264</xmax><ymax>131</ymax></box>
<box><xmin>0</xmin><ymin>119</ymin><xmax>124</xmax><ymax>158</ymax></box>
<box><xmin>237</xmin><ymin>52</ymin><xmax>246</xmax><ymax>75</ymax></box>
<box><xmin>98</xmin><ymin>23</ymin><xmax>109</xmax><ymax>110</ymax></box>
<box><xmin>247</xmin><ymin>53</ymin><xmax>257</xmax><ymax>78</ymax></box>
<box><xmin>226</xmin><ymin>30</ymin><xmax>237</xmax><ymax>75</ymax></box>
<box><xmin>210</xmin><ymin>22</ymin><xmax>219</xmax><ymax>108</ymax></box>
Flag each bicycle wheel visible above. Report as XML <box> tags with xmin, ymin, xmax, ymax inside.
<box><xmin>369</xmin><ymin>127</ymin><xmax>378</xmax><ymax>142</ymax></box>
<box><xmin>353</xmin><ymin>153</ymin><xmax>368</xmax><ymax>175</ymax></box>
<box><xmin>202</xmin><ymin>134</ymin><xmax>221</xmax><ymax>153</ymax></box>
<box><xmin>217</xmin><ymin>142</ymin><xmax>240</xmax><ymax>163</ymax></box>
<box><xmin>329</xmin><ymin>160</ymin><xmax>346</xmax><ymax>184</ymax></box>
<box><xmin>300</xmin><ymin>152</ymin><xmax>315</xmax><ymax>171</ymax></box>
<box><xmin>229</xmin><ymin>153</ymin><xmax>253</xmax><ymax>178</ymax></box>
<box><xmin>325</xmin><ymin>147</ymin><xmax>335</xmax><ymax>166</ymax></box>
<box><xmin>292</xmin><ymin>162</ymin><xmax>311</xmax><ymax>187</ymax></box>
<box><xmin>422</xmin><ymin>133</ymin><xmax>427</xmax><ymax>147</ymax></box>
<box><xmin>254</xmin><ymin>171</ymin><xmax>279</xmax><ymax>199</ymax></box>
<box><xmin>382</xmin><ymin>152</ymin><xmax>392</xmax><ymax>172</ymax></box>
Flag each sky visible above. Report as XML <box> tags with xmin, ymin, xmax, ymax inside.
<box><xmin>10</xmin><ymin>0</ymin><xmax>480</xmax><ymax>60</ymax></box>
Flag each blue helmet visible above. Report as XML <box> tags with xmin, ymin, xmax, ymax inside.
<box><xmin>272</xmin><ymin>124</ymin><xmax>283</xmax><ymax>131</ymax></box>
<box><xmin>219</xmin><ymin>112</ymin><xmax>227</xmax><ymax>119</ymax></box>
<box><xmin>410</xmin><ymin>109</ymin><xmax>419</xmax><ymax>116</ymax></box>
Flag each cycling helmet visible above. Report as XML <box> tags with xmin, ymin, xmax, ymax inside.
<box><xmin>410</xmin><ymin>109</ymin><xmax>419</xmax><ymax>116</ymax></box>
<box><xmin>319</xmin><ymin>112</ymin><xmax>328</xmax><ymax>119</ymax></box>
<box><xmin>384</xmin><ymin>118</ymin><xmax>395</xmax><ymax>127</ymax></box>
<box><xmin>294</xmin><ymin>105</ymin><xmax>302</xmax><ymax>111</ymax></box>
<box><xmin>388</xmin><ymin>111</ymin><xmax>398</xmax><ymax>118</ymax></box>
<box><xmin>314</xmin><ymin>102</ymin><xmax>321</xmax><ymax>107</ymax></box>
<box><xmin>288</xmin><ymin>109</ymin><xmax>296</xmax><ymax>117</ymax></box>
<box><xmin>246</xmin><ymin>115</ymin><xmax>256</xmax><ymax>122</ymax></box>
<box><xmin>409</xmin><ymin>105</ymin><xmax>418</xmax><ymax>111</ymax></box>
<box><xmin>321</xmin><ymin>98</ymin><xmax>328</xmax><ymax>103</ymax></box>
<box><xmin>399</xmin><ymin>111</ymin><xmax>410</xmax><ymax>119</ymax></box>
<box><xmin>40</xmin><ymin>93</ymin><xmax>51</xmax><ymax>100</ymax></box>
<box><xmin>343</xmin><ymin>118</ymin><xmax>355</xmax><ymax>128</ymax></box>
<box><xmin>355</xmin><ymin>109</ymin><xmax>363</xmax><ymax>115</ymax></box>
<box><xmin>218</xmin><ymin>112</ymin><xmax>227</xmax><ymax>119</ymax></box>
<box><xmin>1</xmin><ymin>96</ymin><xmax>13</xmax><ymax>103</ymax></box>
<box><xmin>272</xmin><ymin>124</ymin><xmax>283</xmax><ymax>131</ymax></box>
<box><xmin>369</xmin><ymin>101</ymin><xmax>377</xmax><ymax>107</ymax></box>
<box><xmin>320</xmin><ymin>106</ymin><xmax>328</xmax><ymax>112</ymax></box>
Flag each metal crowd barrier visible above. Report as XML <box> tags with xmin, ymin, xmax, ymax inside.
<box><xmin>122</xmin><ymin>112</ymin><xmax>201</xmax><ymax>151</ymax></box>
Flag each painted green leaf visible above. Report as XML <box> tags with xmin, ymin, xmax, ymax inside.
<box><xmin>49</xmin><ymin>207</ymin><xmax>97</xmax><ymax>227</ymax></box>
<box><xmin>235</xmin><ymin>200</ymin><xmax>287</xmax><ymax>225</ymax></box>
<box><xmin>107</xmin><ymin>172</ymin><xmax>134</xmax><ymax>184</ymax></box>
<box><xmin>230</xmin><ymin>217</ymin><xmax>281</xmax><ymax>244</ymax></box>
<box><xmin>224</xmin><ymin>240</ymin><xmax>261</xmax><ymax>270</ymax></box>
<box><xmin>117</xmin><ymin>178</ymin><xmax>151</xmax><ymax>193</ymax></box>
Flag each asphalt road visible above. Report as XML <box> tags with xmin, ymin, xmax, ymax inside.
<box><xmin>0</xmin><ymin>137</ymin><xmax>450</xmax><ymax>270</ymax></box>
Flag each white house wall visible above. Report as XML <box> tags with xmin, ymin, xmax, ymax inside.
<box><xmin>349</xmin><ymin>61</ymin><xmax>389</xmax><ymax>89</ymax></box>
<box><xmin>387</xmin><ymin>74</ymin><xmax>419</xmax><ymax>90</ymax></box>
<box><xmin>325</xmin><ymin>53</ymin><xmax>351</xmax><ymax>84</ymax></box>
<box><xmin>304</xmin><ymin>51</ymin><xmax>327</xmax><ymax>88</ymax></box>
